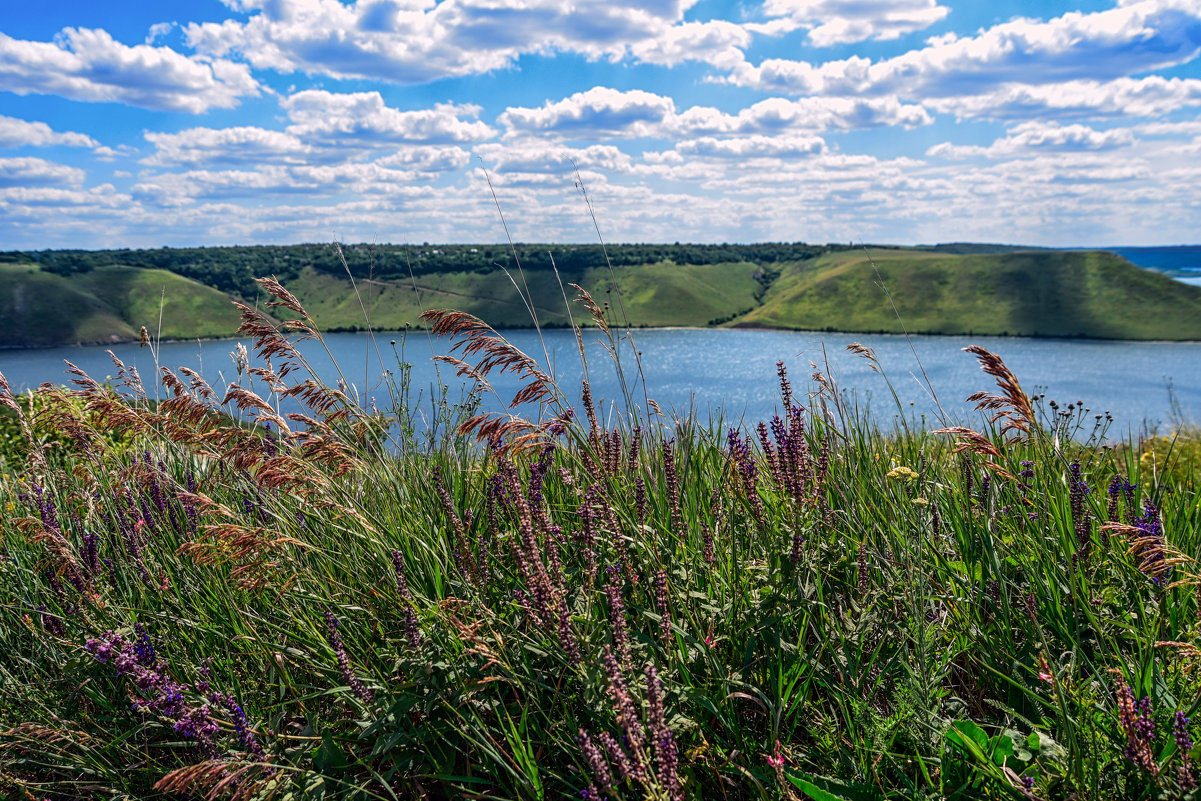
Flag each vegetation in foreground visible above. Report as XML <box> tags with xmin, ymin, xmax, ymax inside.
<box><xmin>5</xmin><ymin>242</ymin><xmax>1201</xmax><ymax>346</ymax></box>
<box><xmin>2</xmin><ymin>278</ymin><xmax>1201</xmax><ymax>801</ymax></box>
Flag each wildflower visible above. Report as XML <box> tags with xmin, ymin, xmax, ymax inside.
<box><xmin>1176</xmin><ymin>711</ymin><xmax>1196</xmax><ymax>790</ymax></box>
<box><xmin>646</xmin><ymin>665</ymin><xmax>682</xmax><ymax>801</ymax></box>
<box><xmin>654</xmin><ymin>570</ymin><xmax>672</xmax><ymax>646</ymax></box>
<box><xmin>912</xmin><ymin>496</ymin><xmax>928</xmax><ymax>507</ymax></box>
<box><xmin>577</xmin><ymin>729</ymin><xmax>614</xmax><ymax>795</ymax></box>
<box><xmin>1114</xmin><ymin>673</ymin><xmax>1158</xmax><ymax>775</ymax></box>
<box><xmin>701</xmin><ymin>523</ymin><xmax>716</xmax><ymax>566</ymax></box>
<box><xmin>391</xmin><ymin>550</ymin><xmax>421</xmax><ymax>649</ymax></box>
<box><xmin>324</xmin><ymin>611</ymin><xmax>373</xmax><ymax>704</ymax></box>
<box><xmin>604</xmin><ymin>568</ymin><xmax>632</xmax><ymax>667</ymax></box>
<box><xmin>886</xmin><ymin>465</ymin><xmax>918</xmax><ymax>481</ymax></box>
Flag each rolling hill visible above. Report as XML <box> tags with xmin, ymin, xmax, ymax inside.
<box><xmin>3</xmin><ymin>245</ymin><xmax>1201</xmax><ymax>346</ymax></box>
<box><xmin>0</xmin><ymin>264</ymin><xmax>244</xmax><ymax>347</ymax></box>
<box><xmin>737</xmin><ymin>248</ymin><xmax>1201</xmax><ymax>339</ymax></box>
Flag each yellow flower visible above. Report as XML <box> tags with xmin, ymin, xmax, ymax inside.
<box><xmin>887</xmin><ymin>465</ymin><xmax>919</xmax><ymax>481</ymax></box>
<box><xmin>912</xmin><ymin>496</ymin><xmax>929</xmax><ymax>506</ymax></box>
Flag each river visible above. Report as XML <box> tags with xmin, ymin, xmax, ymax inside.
<box><xmin>1</xmin><ymin>326</ymin><xmax>1197</xmax><ymax>433</ymax></box>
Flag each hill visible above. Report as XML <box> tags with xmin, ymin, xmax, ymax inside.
<box><xmin>737</xmin><ymin>248</ymin><xmax>1201</xmax><ymax>339</ymax></box>
<box><xmin>4</xmin><ymin>245</ymin><xmax>1201</xmax><ymax>346</ymax></box>
<box><xmin>0</xmin><ymin>263</ymin><xmax>244</xmax><ymax>347</ymax></box>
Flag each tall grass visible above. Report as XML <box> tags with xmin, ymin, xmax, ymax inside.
<box><xmin>1</xmin><ymin>274</ymin><xmax>1200</xmax><ymax>801</ymax></box>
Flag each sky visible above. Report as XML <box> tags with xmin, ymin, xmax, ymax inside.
<box><xmin>0</xmin><ymin>0</ymin><xmax>1199</xmax><ymax>250</ymax></box>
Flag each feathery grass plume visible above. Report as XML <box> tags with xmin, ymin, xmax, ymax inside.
<box><xmin>931</xmin><ymin>426</ymin><xmax>1016</xmax><ymax>480</ymax></box>
<box><xmin>846</xmin><ymin>342</ymin><xmax>881</xmax><ymax>373</ymax></box>
<box><xmin>962</xmin><ymin>345</ymin><xmax>1036</xmax><ymax>439</ymax></box>
<box><xmin>422</xmin><ymin>308</ymin><xmax>558</xmax><ymax>408</ymax></box>
<box><xmin>154</xmin><ymin>760</ymin><xmax>275</xmax><ymax>801</ymax></box>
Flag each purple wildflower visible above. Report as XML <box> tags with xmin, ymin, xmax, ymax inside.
<box><xmin>324</xmin><ymin>611</ymin><xmax>373</xmax><ymax>704</ymax></box>
<box><xmin>645</xmin><ymin>665</ymin><xmax>682</xmax><ymax>801</ymax></box>
<box><xmin>577</xmin><ymin>729</ymin><xmax>614</xmax><ymax>794</ymax></box>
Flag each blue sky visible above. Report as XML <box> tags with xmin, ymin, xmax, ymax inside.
<box><xmin>1</xmin><ymin>0</ymin><xmax>1199</xmax><ymax>249</ymax></box>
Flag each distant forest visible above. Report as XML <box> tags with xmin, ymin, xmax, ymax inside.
<box><xmin>0</xmin><ymin>242</ymin><xmax>845</xmax><ymax>300</ymax></box>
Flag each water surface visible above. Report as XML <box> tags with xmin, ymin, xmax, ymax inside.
<box><xmin>1</xmin><ymin>328</ymin><xmax>1197</xmax><ymax>432</ymax></box>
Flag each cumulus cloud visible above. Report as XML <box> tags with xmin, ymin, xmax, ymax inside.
<box><xmin>0</xmin><ymin>28</ymin><xmax>259</xmax><ymax>112</ymax></box>
<box><xmin>131</xmin><ymin>161</ymin><xmax>440</xmax><ymax>205</ymax></box>
<box><xmin>0</xmin><ymin>115</ymin><xmax>98</xmax><ymax>149</ymax></box>
<box><xmin>759</xmin><ymin>0</ymin><xmax>950</xmax><ymax>46</ymax></box>
<box><xmin>673</xmin><ymin>133</ymin><xmax>826</xmax><ymax>159</ymax></box>
<box><xmin>927</xmin><ymin>121</ymin><xmax>1138</xmax><ymax>159</ymax></box>
<box><xmin>475</xmin><ymin>142</ymin><xmax>634</xmax><ymax>174</ymax></box>
<box><xmin>499</xmin><ymin>86</ymin><xmax>930</xmax><ymax>138</ymax></box>
<box><xmin>0</xmin><ymin>157</ymin><xmax>86</xmax><ymax>188</ymax></box>
<box><xmin>143</xmin><ymin>127</ymin><xmax>312</xmax><ymax>166</ymax></box>
<box><xmin>376</xmin><ymin>146</ymin><xmax>472</xmax><ymax>173</ymax></box>
<box><xmin>282</xmin><ymin>90</ymin><xmax>495</xmax><ymax>144</ymax></box>
<box><xmin>928</xmin><ymin>76</ymin><xmax>1201</xmax><ymax>120</ymax></box>
<box><xmin>725</xmin><ymin>0</ymin><xmax>1201</xmax><ymax>98</ymax></box>
<box><xmin>185</xmin><ymin>0</ymin><xmax>730</xmax><ymax>84</ymax></box>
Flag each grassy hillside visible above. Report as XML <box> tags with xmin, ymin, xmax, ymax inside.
<box><xmin>6</xmin><ymin>246</ymin><xmax>1201</xmax><ymax>346</ymax></box>
<box><xmin>738</xmin><ymin>248</ymin><xmax>1201</xmax><ymax>339</ymax></box>
<box><xmin>287</xmin><ymin>260</ymin><xmax>766</xmax><ymax>331</ymax></box>
<box><xmin>0</xmin><ymin>264</ymin><xmax>244</xmax><ymax>347</ymax></box>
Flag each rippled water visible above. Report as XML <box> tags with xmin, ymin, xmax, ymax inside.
<box><xmin>2</xmin><ymin>326</ymin><xmax>1198</xmax><ymax>431</ymax></box>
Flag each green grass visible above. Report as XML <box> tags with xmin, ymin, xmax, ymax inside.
<box><xmin>0</xmin><ymin>263</ymin><xmax>244</xmax><ymax>347</ymax></box>
<box><xmin>287</xmin><ymin>260</ymin><xmax>765</xmax><ymax>331</ymax></box>
<box><xmin>740</xmin><ymin>249</ymin><xmax>1201</xmax><ymax>339</ymax></box>
<box><xmin>2</xmin><ymin>283</ymin><xmax>1201</xmax><ymax>800</ymax></box>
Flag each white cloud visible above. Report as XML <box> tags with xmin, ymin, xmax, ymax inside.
<box><xmin>0</xmin><ymin>115</ymin><xmax>98</xmax><ymax>149</ymax></box>
<box><xmin>376</xmin><ymin>146</ymin><xmax>472</xmax><ymax>173</ymax></box>
<box><xmin>760</xmin><ymin>0</ymin><xmax>950</xmax><ymax>46</ymax></box>
<box><xmin>143</xmin><ymin>126</ymin><xmax>312</xmax><ymax>166</ymax></box>
<box><xmin>0</xmin><ymin>28</ymin><xmax>259</xmax><ymax>112</ymax></box>
<box><xmin>673</xmin><ymin>133</ymin><xmax>826</xmax><ymax>159</ymax></box>
<box><xmin>282</xmin><ymin>90</ymin><xmax>495</xmax><ymax>144</ymax></box>
<box><xmin>499</xmin><ymin>87</ymin><xmax>678</xmax><ymax>138</ymax></box>
<box><xmin>928</xmin><ymin>76</ymin><xmax>1201</xmax><ymax>120</ymax></box>
<box><xmin>725</xmin><ymin>0</ymin><xmax>1201</xmax><ymax>98</ymax></box>
<box><xmin>499</xmin><ymin>86</ymin><xmax>930</xmax><ymax>139</ymax></box>
<box><xmin>131</xmin><ymin>162</ymin><xmax>440</xmax><ymax>205</ymax></box>
<box><xmin>475</xmin><ymin>142</ymin><xmax>634</xmax><ymax>174</ymax></box>
<box><xmin>185</xmin><ymin>0</ymin><xmax>721</xmax><ymax>85</ymax></box>
<box><xmin>927</xmin><ymin>121</ymin><xmax>1138</xmax><ymax>159</ymax></box>
<box><xmin>628</xmin><ymin>20</ymin><xmax>749</xmax><ymax>68</ymax></box>
<box><xmin>0</xmin><ymin>157</ymin><xmax>86</xmax><ymax>188</ymax></box>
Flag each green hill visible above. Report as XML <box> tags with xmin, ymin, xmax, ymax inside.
<box><xmin>285</xmin><ymin>260</ymin><xmax>767</xmax><ymax>331</ymax></box>
<box><xmin>4</xmin><ymin>245</ymin><xmax>1201</xmax><ymax>346</ymax></box>
<box><xmin>0</xmin><ymin>264</ymin><xmax>244</xmax><ymax>347</ymax></box>
<box><xmin>737</xmin><ymin>248</ymin><xmax>1201</xmax><ymax>339</ymax></box>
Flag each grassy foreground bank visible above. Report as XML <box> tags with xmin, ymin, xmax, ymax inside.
<box><xmin>2</xmin><ymin>281</ymin><xmax>1201</xmax><ymax>800</ymax></box>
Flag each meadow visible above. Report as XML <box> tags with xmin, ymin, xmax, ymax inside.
<box><xmin>2</xmin><ymin>275</ymin><xmax>1201</xmax><ymax>801</ymax></box>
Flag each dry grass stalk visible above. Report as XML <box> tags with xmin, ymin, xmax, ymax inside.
<box><xmin>846</xmin><ymin>343</ymin><xmax>881</xmax><ymax>373</ymax></box>
<box><xmin>0</xmin><ymin>370</ymin><xmax>19</xmax><ymax>413</ymax></box>
<box><xmin>280</xmin><ymin>379</ymin><xmax>352</xmax><ymax>416</ymax></box>
<box><xmin>931</xmin><ymin>426</ymin><xmax>1015</xmax><ymax>480</ymax></box>
<box><xmin>962</xmin><ymin>345</ymin><xmax>1035</xmax><ymax>439</ymax></box>
<box><xmin>106</xmin><ymin>350</ymin><xmax>148</xmax><ymax>401</ymax></box>
<box><xmin>256</xmin><ymin>275</ymin><xmax>307</xmax><ymax>318</ymax></box>
<box><xmin>1098</xmin><ymin>521</ymin><xmax>1181</xmax><ymax>581</ymax></box>
<box><xmin>569</xmin><ymin>283</ymin><xmax>610</xmax><ymax>336</ymax></box>
<box><xmin>154</xmin><ymin>760</ymin><xmax>277</xmax><ymax>801</ymax></box>
<box><xmin>221</xmin><ymin>385</ymin><xmax>291</xmax><ymax>435</ymax></box>
<box><xmin>422</xmin><ymin>307</ymin><xmax>563</xmax><ymax>447</ymax></box>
